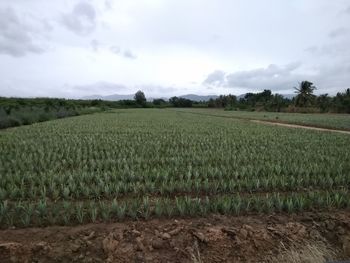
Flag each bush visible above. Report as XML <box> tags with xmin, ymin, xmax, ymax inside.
<box><xmin>0</xmin><ymin>117</ymin><xmax>22</xmax><ymax>129</ymax></box>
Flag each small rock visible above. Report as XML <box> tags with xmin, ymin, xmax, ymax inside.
<box><xmin>33</xmin><ymin>241</ymin><xmax>50</xmax><ymax>252</ymax></box>
<box><xmin>337</xmin><ymin>227</ymin><xmax>346</xmax><ymax>235</ymax></box>
<box><xmin>71</xmin><ymin>244</ymin><xmax>80</xmax><ymax>252</ymax></box>
<box><xmin>102</xmin><ymin>237</ymin><xmax>119</xmax><ymax>253</ymax></box>
<box><xmin>221</xmin><ymin>228</ymin><xmax>236</xmax><ymax>238</ymax></box>
<box><xmin>136</xmin><ymin>237</ymin><xmax>144</xmax><ymax>251</ymax></box>
<box><xmin>168</xmin><ymin>227</ymin><xmax>183</xmax><ymax>236</ymax></box>
<box><xmin>243</xmin><ymin>224</ymin><xmax>254</xmax><ymax>232</ymax></box>
<box><xmin>192</xmin><ymin>232</ymin><xmax>208</xmax><ymax>243</ymax></box>
<box><xmin>132</xmin><ymin>230</ymin><xmax>141</xmax><ymax>236</ymax></box>
<box><xmin>266</xmin><ymin>226</ymin><xmax>276</xmax><ymax>232</ymax></box>
<box><xmin>151</xmin><ymin>238</ymin><xmax>165</xmax><ymax>249</ymax></box>
<box><xmin>84</xmin><ymin>231</ymin><xmax>95</xmax><ymax>240</ymax></box>
<box><xmin>135</xmin><ymin>253</ymin><xmax>144</xmax><ymax>262</ymax></box>
<box><xmin>161</xmin><ymin>233</ymin><xmax>171</xmax><ymax>240</ymax></box>
<box><xmin>326</xmin><ymin>221</ymin><xmax>336</xmax><ymax>231</ymax></box>
<box><xmin>342</xmin><ymin>237</ymin><xmax>350</xmax><ymax>257</ymax></box>
<box><xmin>239</xmin><ymin>228</ymin><xmax>248</xmax><ymax>239</ymax></box>
<box><xmin>309</xmin><ymin>229</ymin><xmax>321</xmax><ymax>240</ymax></box>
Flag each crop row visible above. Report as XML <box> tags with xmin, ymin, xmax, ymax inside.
<box><xmin>0</xmin><ymin>190</ymin><xmax>349</xmax><ymax>228</ymax></box>
<box><xmin>0</xmin><ymin>173</ymin><xmax>348</xmax><ymax>201</ymax></box>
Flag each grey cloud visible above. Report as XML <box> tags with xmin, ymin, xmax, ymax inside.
<box><xmin>314</xmin><ymin>61</ymin><xmax>350</xmax><ymax>94</ymax></box>
<box><xmin>73</xmin><ymin>82</ymin><xmax>128</xmax><ymax>95</ymax></box>
<box><xmin>61</xmin><ymin>2</ymin><xmax>96</xmax><ymax>36</ymax></box>
<box><xmin>204</xmin><ymin>63</ymin><xmax>303</xmax><ymax>92</ymax></box>
<box><xmin>0</xmin><ymin>7</ymin><xmax>46</xmax><ymax>57</ymax></box>
<box><xmin>226</xmin><ymin>63</ymin><xmax>302</xmax><ymax>91</ymax></box>
<box><xmin>203</xmin><ymin>70</ymin><xmax>226</xmax><ymax>86</ymax></box>
<box><xmin>305</xmin><ymin>42</ymin><xmax>350</xmax><ymax>58</ymax></box>
<box><xmin>123</xmin><ymin>49</ymin><xmax>137</xmax><ymax>59</ymax></box>
<box><xmin>204</xmin><ymin>61</ymin><xmax>350</xmax><ymax>95</ymax></box>
<box><xmin>329</xmin><ymin>27</ymin><xmax>350</xmax><ymax>38</ymax></box>
<box><xmin>134</xmin><ymin>85</ymin><xmax>176</xmax><ymax>96</ymax></box>
<box><xmin>105</xmin><ymin>0</ymin><xmax>113</xmax><ymax>10</ymax></box>
<box><xmin>110</xmin><ymin>45</ymin><xmax>121</xmax><ymax>54</ymax></box>
<box><xmin>109</xmin><ymin>46</ymin><xmax>137</xmax><ymax>59</ymax></box>
<box><xmin>91</xmin><ymin>39</ymin><xmax>99</xmax><ymax>52</ymax></box>
<box><xmin>345</xmin><ymin>6</ymin><xmax>350</xmax><ymax>14</ymax></box>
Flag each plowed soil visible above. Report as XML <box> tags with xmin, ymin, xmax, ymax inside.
<box><xmin>1</xmin><ymin>211</ymin><xmax>350</xmax><ymax>262</ymax></box>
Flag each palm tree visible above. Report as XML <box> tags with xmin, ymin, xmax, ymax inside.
<box><xmin>294</xmin><ymin>81</ymin><xmax>317</xmax><ymax>107</ymax></box>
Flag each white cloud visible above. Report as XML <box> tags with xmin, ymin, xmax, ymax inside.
<box><xmin>0</xmin><ymin>0</ymin><xmax>350</xmax><ymax>97</ymax></box>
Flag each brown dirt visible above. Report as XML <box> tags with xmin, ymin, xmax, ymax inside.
<box><xmin>1</xmin><ymin>211</ymin><xmax>350</xmax><ymax>262</ymax></box>
<box><xmin>251</xmin><ymin>119</ymin><xmax>350</xmax><ymax>135</ymax></box>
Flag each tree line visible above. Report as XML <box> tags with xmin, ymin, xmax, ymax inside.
<box><xmin>0</xmin><ymin>81</ymin><xmax>349</xmax><ymax>129</ymax></box>
<box><xmin>206</xmin><ymin>81</ymin><xmax>349</xmax><ymax>113</ymax></box>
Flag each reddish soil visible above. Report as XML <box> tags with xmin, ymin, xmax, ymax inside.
<box><xmin>1</xmin><ymin>211</ymin><xmax>350</xmax><ymax>262</ymax></box>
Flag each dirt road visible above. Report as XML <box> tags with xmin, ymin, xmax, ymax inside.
<box><xmin>251</xmin><ymin>120</ymin><xmax>350</xmax><ymax>135</ymax></box>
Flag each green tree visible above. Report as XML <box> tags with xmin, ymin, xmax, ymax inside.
<box><xmin>294</xmin><ymin>81</ymin><xmax>317</xmax><ymax>107</ymax></box>
<box><xmin>270</xmin><ymin>94</ymin><xmax>285</xmax><ymax>112</ymax></box>
<box><xmin>316</xmin><ymin>94</ymin><xmax>331</xmax><ymax>113</ymax></box>
<box><xmin>134</xmin><ymin>90</ymin><xmax>146</xmax><ymax>106</ymax></box>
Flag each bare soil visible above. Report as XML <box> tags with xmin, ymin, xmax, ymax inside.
<box><xmin>1</xmin><ymin>211</ymin><xmax>350</xmax><ymax>262</ymax></box>
<box><xmin>251</xmin><ymin>119</ymin><xmax>350</xmax><ymax>135</ymax></box>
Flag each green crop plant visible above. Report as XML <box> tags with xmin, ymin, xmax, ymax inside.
<box><xmin>75</xmin><ymin>203</ymin><xmax>85</xmax><ymax>224</ymax></box>
<box><xmin>89</xmin><ymin>201</ymin><xmax>98</xmax><ymax>223</ymax></box>
<box><xmin>99</xmin><ymin>201</ymin><xmax>112</xmax><ymax>221</ymax></box>
<box><xmin>0</xmin><ymin>109</ymin><xmax>349</xmax><ymax>227</ymax></box>
<box><xmin>0</xmin><ymin>201</ymin><xmax>9</xmax><ymax>225</ymax></box>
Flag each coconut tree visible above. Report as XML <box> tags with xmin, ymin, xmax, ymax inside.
<box><xmin>294</xmin><ymin>81</ymin><xmax>317</xmax><ymax>107</ymax></box>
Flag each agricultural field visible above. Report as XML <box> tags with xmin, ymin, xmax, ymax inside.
<box><xmin>175</xmin><ymin>108</ymin><xmax>350</xmax><ymax>130</ymax></box>
<box><xmin>0</xmin><ymin>108</ymin><xmax>350</xmax><ymax>228</ymax></box>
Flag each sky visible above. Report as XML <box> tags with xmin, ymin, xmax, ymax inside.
<box><xmin>0</xmin><ymin>0</ymin><xmax>350</xmax><ymax>99</ymax></box>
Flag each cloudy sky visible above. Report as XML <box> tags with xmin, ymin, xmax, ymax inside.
<box><xmin>1</xmin><ymin>0</ymin><xmax>350</xmax><ymax>98</ymax></box>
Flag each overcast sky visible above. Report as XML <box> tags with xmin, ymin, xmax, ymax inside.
<box><xmin>1</xmin><ymin>0</ymin><xmax>350</xmax><ymax>98</ymax></box>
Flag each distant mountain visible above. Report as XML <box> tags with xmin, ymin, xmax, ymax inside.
<box><xmin>178</xmin><ymin>94</ymin><xmax>219</xmax><ymax>102</ymax></box>
<box><xmin>236</xmin><ymin>93</ymin><xmax>295</xmax><ymax>100</ymax></box>
<box><xmin>280</xmin><ymin>94</ymin><xmax>295</xmax><ymax>99</ymax></box>
<box><xmin>237</xmin><ymin>94</ymin><xmax>246</xmax><ymax>100</ymax></box>
<box><xmin>82</xmin><ymin>94</ymin><xmax>134</xmax><ymax>101</ymax></box>
<box><xmin>82</xmin><ymin>93</ymin><xmax>295</xmax><ymax>102</ymax></box>
<box><xmin>82</xmin><ymin>93</ymin><xmax>219</xmax><ymax>102</ymax></box>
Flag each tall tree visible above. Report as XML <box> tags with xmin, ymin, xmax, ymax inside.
<box><xmin>316</xmin><ymin>94</ymin><xmax>331</xmax><ymax>112</ymax></box>
<box><xmin>134</xmin><ymin>90</ymin><xmax>146</xmax><ymax>106</ymax></box>
<box><xmin>294</xmin><ymin>81</ymin><xmax>317</xmax><ymax>107</ymax></box>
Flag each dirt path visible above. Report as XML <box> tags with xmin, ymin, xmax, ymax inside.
<box><xmin>173</xmin><ymin>109</ymin><xmax>350</xmax><ymax>135</ymax></box>
<box><xmin>251</xmin><ymin>120</ymin><xmax>350</xmax><ymax>135</ymax></box>
<box><xmin>1</xmin><ymin>212</ymin><xmax>350</xmax><ymax>262</ymax></box>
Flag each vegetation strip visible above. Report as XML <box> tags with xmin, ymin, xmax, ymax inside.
<box><xmin>176</xmin><ymin>109</ymin><xmax>350</xmax><ymax>134</ymax></box>
<box><xmin>1</xmin><ymin>190</ymin><xmax>349</xmax><ymax>227</ymax></box>
<box><xmin>250</xmin><ymin>120</ymin><xmax>350</xmax><ymax>134</ymax></box>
